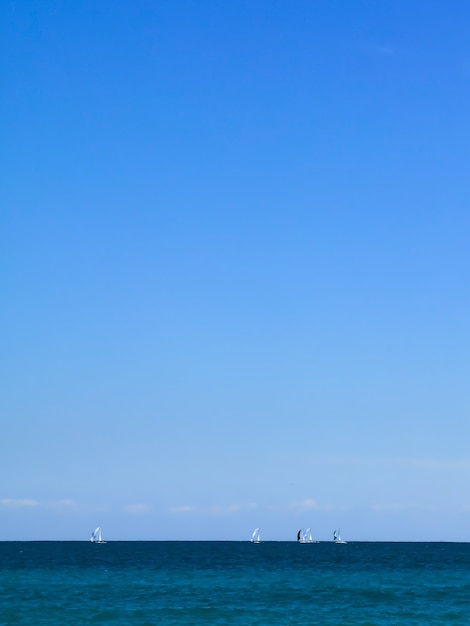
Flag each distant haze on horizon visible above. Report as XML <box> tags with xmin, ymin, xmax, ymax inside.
<box><xmin>2</xmin><ymin>0</ymin><xmax>469</xmax><ymax>542</ymax></box>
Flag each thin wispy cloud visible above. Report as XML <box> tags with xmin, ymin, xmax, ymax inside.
<box><xmin>305</xmin><ymin>456</ymin><xmax>470</xmax><ymax>471</ymax></box>
<box><xmin>369</xmin><ymin>502</ymin><xmax>425</xmax><ymax>512</ymax></box>
<box><xmin>404</xmin><ymin>458</ymin><xmax>470</xmax><ymax>471</ymax></box>
<box><xmin>169</xmin><ymin>502</ymin><xmax>257</xmax><ymax>515</ymax></box>
<box><xmin>289</xmin><ymin>498</ymin><xmax>319</xmax><ymax>512</ymax></box>
<box><xmin>48</xmin><ymin>499</ymin><xmax>77</xmax><ymax>512</ymax></box>
<box><xmin>210</xmin><ymin>503</ymin><xmax>257</xmax><ymax>515</ymax></box>
<box><xmin>169</xmin><ymin>505</ymin><xmax>197</xmax><ymax>514</ymax></box>
<box><xmin>0</xmin><ymin>499</ymin><xmax>39</xmax><ymax>508</ymax></box>
<box><xmin>371</xmin><ymin>44</ymin><xmax>396</xmax><ymax>56</ymax></box>
<box><xmin>361</xmin><ymin>42</ymin><xmax>401</xmax><ymax>57</ymax></box>
<box><xmin>122</xmin><ymin>503</ymin><xmax>151</xmax><ymax>515</ymax></box>
<box><xmin>0</xmin><ymin>498</ymin><xmax>79</xmax><ymax>511</ymax></box>
<box><xmin>264</xmin><ymin>499</ymin><xmax>337</xmax><ymax>513</ymax></box>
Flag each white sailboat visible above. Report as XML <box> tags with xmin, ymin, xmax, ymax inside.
<box><xmin>333</xmin><ymin>528</ymin><xmax>346</xmax><ymax>544</ymax></box>
<box><xmin>90</xmin><ymin>527</ymin><xmax>106</xmax><ymax>544</ymax></box>
<box><xmin>304</xmin><ymin>528</ymin><xmax>318</xmax><ymax>544</ymax></box>
<box><xmin>250</xmin><ymin>528</ymin><xmax>262</xmax><ymax>543</ymax></box>
<box><xmin>297</xmin><ymin>528</ymin><xmax>318</xmax><ymax>544</ymax></box>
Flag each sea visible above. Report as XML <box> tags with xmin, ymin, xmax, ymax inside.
<box><xmin>1</xmin><ymin>541</ymin><xmax>469</xmax><ymax>625</ymax></box>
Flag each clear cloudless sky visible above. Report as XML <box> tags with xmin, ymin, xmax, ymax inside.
<box><xmin>1</xmin><ymin>0</ymin><xmax>469</xmax><ymax>541</ymax></box>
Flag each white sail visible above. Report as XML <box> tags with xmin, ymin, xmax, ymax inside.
<box><xmin>333</xmin><ymin>528</ymin><xmax>346</xmax><ymax>544</ymax></box>
<box><xmin>305</xmin><ymin>528</ymin><xmax>317</xmax><ymax>543</ymax></box>
<box><xmin>298</xmin><ymin>528</ymin><xmax>318</xmax><ymax>544</ymax></box>
<box><xmin>251</xmin><ymin>528</ymin><xmax>261</xmax><ymax>543</ymax></box>
<box><xmin>91</xmin><ymin>527</ymin><xmax>106</xmax><ymax>543</ymax></box>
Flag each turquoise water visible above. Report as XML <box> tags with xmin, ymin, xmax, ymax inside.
<box><xmin>1</xmin><ymin>542</ymin><xmax>469</xmax><ymax>624</ymax></box>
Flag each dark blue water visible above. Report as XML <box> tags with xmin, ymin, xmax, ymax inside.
<box><xmin>1</xmin><ymin>542</ymin><xmax>469</xmax><ymax>624</ymax></box>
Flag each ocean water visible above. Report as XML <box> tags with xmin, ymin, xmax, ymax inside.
<box><xmin>1</xmin><ymin>542</ymin><xmax>469</xmax><ymax>625</ymax></box>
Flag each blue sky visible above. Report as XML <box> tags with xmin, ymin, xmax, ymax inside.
<box><xmin>1</xmin><ymin>0</ymin><xmax>469</xmax><ymax>541</ymax></box>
